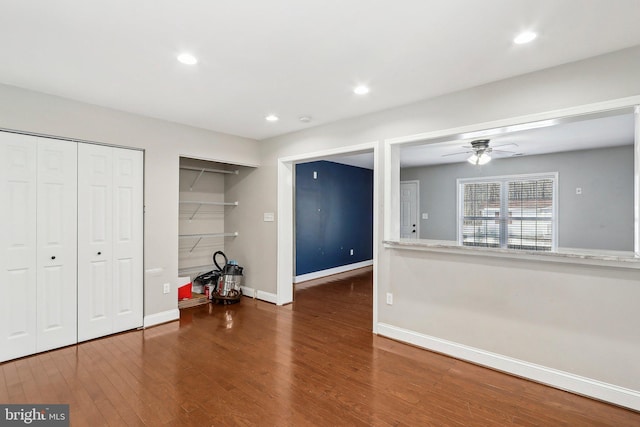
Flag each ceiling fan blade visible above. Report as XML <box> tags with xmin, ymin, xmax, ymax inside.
<box><xmin>493</xmin><ymin>149</ymin><xmax>516</xmax><ymax>154</ymax></box>
<box><xmin>492</xmin><ymin>142</ymin><xmax>519</xmax><ymax>148</ymax></box>
<box><xmin>442</xmin><ymin>150</ymin><xmax>472</xmax><ymax>157</ymax></box>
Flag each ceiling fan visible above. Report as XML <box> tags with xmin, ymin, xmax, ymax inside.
<box><xmin>442</xmin><ymin>139</ymin><xmax>517</xmax><ymax>165</ymax></box>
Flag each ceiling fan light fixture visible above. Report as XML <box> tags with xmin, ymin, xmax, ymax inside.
<box><xmin>467</xmin><ymin>152</ymin><xmax>491</xmax><ymax>165</ymax></box>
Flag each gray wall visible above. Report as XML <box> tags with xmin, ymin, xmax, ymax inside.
<box><xmin>401</xmin><ymin>145</ymin><xmax>634</xmax><ymax>251</ymax></box>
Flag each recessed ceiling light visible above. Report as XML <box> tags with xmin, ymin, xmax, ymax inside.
<box><xmin>514</xmin><ymin>31</ymin><xmax>537</xmax><ymax>44</ymax></box>
<box><xmin>265</xmin><ymin>114</ymin><xmax>279</xmax><ymax>122</ymax></box>
<box><xmin>177</xmin><ymin>53</ymin><xmax>198</xmax><ymax>65</ymax></box>
<box><xmin>353</xmin><ymin>85</ymin><xmax>370</xmax><ymax>95</ymax></box>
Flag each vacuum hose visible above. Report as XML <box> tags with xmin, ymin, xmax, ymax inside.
<box><xmin>213</xmin><ymin>251</ymin><xmax>228</xmax><ymax>271</ymax></box>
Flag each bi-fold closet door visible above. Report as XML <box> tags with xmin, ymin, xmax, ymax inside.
<box><xmin>0</xmin><ymin>133</ymin><xmax>143</xmax><ymax>363</ymax></box>
<box><xmin>77</xmin><ymin>143</ymin><xmax>143</xmax><ymax>342</ymax></box>
<box><xmin>0</xmin><ymin>133</ymin><xmax>78</xmax><ymax>361</ymax></box>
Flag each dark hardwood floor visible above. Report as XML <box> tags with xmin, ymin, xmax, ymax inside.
<box><xmin>2</xmin><ymin>267</ymin><xmax>639</xmax><ymax>426</ymax></box>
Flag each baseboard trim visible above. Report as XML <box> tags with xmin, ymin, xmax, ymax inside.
<box><xmin>143</xmin><ymin>309</ymin><xmax>180</xmax><ymax>328</ymax></box>
<box><xmin>240</xmin><ymin>286</ymin><xmax>278</xmax><ymax>304</ymax></box>
<box><xmin>294</xmin><ymin>260</ymin><xmax>373</xmax><ymax>283</ymax></box>
<box><xmin>376</xmin><ymin>323</ymin><xmax>640</xmax><ymax>411</ymax></box>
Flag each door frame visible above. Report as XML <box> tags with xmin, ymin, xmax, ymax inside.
<box><xmin>400</xmin><ymin>180</ymin><xmax>420</xmax><ymax>239</ymax></box>
<box><xmin>277</xmin><ymin>141</ymin><xmax>379</xmax><ymax>332</ymax></box>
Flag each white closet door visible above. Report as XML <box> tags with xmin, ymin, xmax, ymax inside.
<box><xmin>36</xmin><ymin>138</ymin><xmax>77</xmax><ymax>352</ymax></box>
<box><xmin>78</xmin><ymin>144</ymin><xmax>143</xmax><ymax>341</ymax></box>
<box><xmin>78</xmin><ymin>144</ymin><xmax>114</xmax><ymax>342</ymax></box>
<box><xmin>0</xmin><ymin>133</ymin><xmax>38</xmax><ymax>362</ymax></box>
<box><xmin>112</xmin><ymin>147</ymin><xmax>143</xmax><ymax>333</ymax></box>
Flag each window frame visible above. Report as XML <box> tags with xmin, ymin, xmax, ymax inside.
<box><xmin>456</xmin><ymin>172</ymin><xmax>559</xmax><ymax>252</ymax></box>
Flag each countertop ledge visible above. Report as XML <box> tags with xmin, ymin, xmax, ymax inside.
<box><xmin>383</xmin><ymin>240</ymin><xmax>640</xmax><ymax>269</ymax></box>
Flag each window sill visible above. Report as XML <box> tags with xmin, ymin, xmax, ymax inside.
<box><xmin>383</xmin><ymin>239</ymin><xmax>640</xmax><ymax>270</ymax></box>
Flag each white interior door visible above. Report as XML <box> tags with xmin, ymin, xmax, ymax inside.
<box><xmin>0</xmin><ymin>133</ymin><xmax>38</xmax><ymax>361</ymax></box>
<box><xmin>112</xmin><ymin>147</ymin><xmax>143</xmax><ymax>333</ymax></box>
<box><xmin>78</xmin><ymin>143</ymin><xmax>114</xmax><ymax>342</ymax></box>
<box><xmin>400</xmin><ymin>181</ymin><xmax>419</xmax><ymax>239</ymax></box>
<box><xmin>36</xmin><ymin>138</ymin><xmax>77</xmax><ymax>352</ymax></box>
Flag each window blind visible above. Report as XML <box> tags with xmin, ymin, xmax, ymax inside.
<box><xmin>507</xmin><ymin>179</ymin><xmax>553</xmax><ymax>250</ymax></box>
<box><xmin>462</xmin><ymin>182</ymin><xmax>501</xmax><ymax>247</ymax></box>
<box><xmin>460</xmin><ymin>175</ymin><xmax>555</xmax><ymax>251</ymax></box>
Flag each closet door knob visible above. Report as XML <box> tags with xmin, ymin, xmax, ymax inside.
<box><xmin>51</xmin><ymin>256</ymin><xmax>56</xmax><ymax>260</ymax></box>
<box><xmin>97</xmin><ymin>252</ymin><xmax>102</xmax><ymax>255</ymax></box>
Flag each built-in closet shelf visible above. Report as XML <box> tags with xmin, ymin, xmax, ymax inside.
<box><xmin>179</xmin><ymin>232</ymin><xmax>239</xmax><ymax>239</ymax></box>
<box><xmin>179</xmin><ymin>232</ymin><xmax>239</xmax><ymax>253</ymax></box>
<box><xmin>180</xmin><ymin>166</ymin><xmax>239</xmax><ymax>191</ymax></box>
<box><xmin>178</xmin><ymin>265</ymin><xmax>213</xmax><ymax>275</ymax></box>
<box><xmin>180</xmin><ymin>201</ymin><xmax>239</xmax><ymax>206</ymax></box>
<box><xmin>179</xmin><ymin>200</ymin><xmax>238</xmax><ymax>220</ymax></box>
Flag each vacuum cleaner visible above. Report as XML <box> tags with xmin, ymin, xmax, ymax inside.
<box><xmin>211</xmin><ymin>251</ymin><xmax>243</xmax><ymax>304</ymax></box>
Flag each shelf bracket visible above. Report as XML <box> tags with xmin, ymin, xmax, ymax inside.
<box><xmin>189</xmin><ymin>169</ymin><xmax>205</xmax><ymax>191</ymax></box>
<box><xmin>189</xmin><ymin>237</ymin><xmax>203</xmax><ymax>253</ymax></box>
<box><xmin>189</xmin><ymin>203</ymin><xmax>203</xmax><ymax>221</ymax></box>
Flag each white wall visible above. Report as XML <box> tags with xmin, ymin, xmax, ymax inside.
<box><xmin>231</xmin><ymin>45</ymin><xmax>640</xmax><ymax>408</ymax></box>
<box><xmin>0</xmin><ymin>83</ymin><xmax>260</xmax><ymax>322</ymax></box>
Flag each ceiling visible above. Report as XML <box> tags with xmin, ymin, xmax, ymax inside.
<box><xmin>1</xmin><ymin>1</ymin><xmax>640</xmax><ymax>141</ymax></box>
<box><xmin>327</xmin><ymin>110</ymin><xmax>635</xmax><ymax>170</ymax></box>
<box><xmin>400</xmin><ymin>111</ymin><xmax>636</xmax><ymax>167</ymax></box>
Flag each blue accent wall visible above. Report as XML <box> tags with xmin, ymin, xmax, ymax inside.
<box><xmin>295</xmin><ymin>161</ymin><xmax>373</xmax><ymax>276</ymax></box>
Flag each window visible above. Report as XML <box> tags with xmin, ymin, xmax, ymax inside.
<box><xmin>458</xmin><ymin>174</ymin><xmax>557</xmax><ymax>251</ymax></box>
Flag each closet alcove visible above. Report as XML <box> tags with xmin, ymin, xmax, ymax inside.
<box><xmin>177</xmin><ymin>157</ymin><xmax>249</xmax><ymax>307</ymax></box>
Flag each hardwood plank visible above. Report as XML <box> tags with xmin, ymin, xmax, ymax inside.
<box><xmin>1</xmin><ymin>362</ymin><xmax>27</xmax><ymax>404</ymax></box>
<box><xmin>1</xmin><ymin>266</ymin><xmax>639</xmax><ymax>425</ymax></box>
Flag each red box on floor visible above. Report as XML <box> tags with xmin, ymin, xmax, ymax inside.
<box><xmin>178</xmin><ymin>283</ymin><xmax>192</xmax><ymax>300</ymax></box>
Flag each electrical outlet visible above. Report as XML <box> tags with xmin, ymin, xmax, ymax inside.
<box><xmin>386</xmin><ymin>292</ymin><xmax>393</xmax><ymax>305</ymax></box>
<box><xmin>350</xmin><ymin>249</ymin><xmax>354</xmax><ymax>256</ymax></box>
<box><xmin>163</xmin><ymin>283</ymin><xmax>170</xmax><ymax>294</ymax></box>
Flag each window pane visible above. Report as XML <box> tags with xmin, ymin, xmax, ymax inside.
<box><xmin>462</xmin><ymin>219</ymin><xmax>500</xmax><ymax>247</ymax></box>
<box><xmin>464</xmin><ymin>182</ymin><xmax>500</xmax><ymax>217</ymax></box>
<box><xmin>507</xmin><ymin>219</ymin><xmax>552</xmax><ymax>250</ymax></box>
<box><xmin>462</xmin><ymin>182</ymin><xmax>500</xmax><ymax>247</ymax></box>
<box><xmin>507</xmin><ymin>179</ymin><xmax>553</xmax><ymax>251</ymax></box>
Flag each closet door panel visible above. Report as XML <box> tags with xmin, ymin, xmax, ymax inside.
<box><xmin>77</xmin><ymin>144</ymin><xmax>113</xmax><ymax>342</ymax></box>
<box><xmin>112</xmin><ymin>148</ymin><xmax>143</xmax><ymax>332</ymax></box>
<box><xmin>0</xmin><ymin>133</ymin><xmax>37</xmax><ymax>362</ymax></box>
<box><xmin>36</xmin><ymin>138</ymin><xmax>77</xmax><ymax>352</ymax></box>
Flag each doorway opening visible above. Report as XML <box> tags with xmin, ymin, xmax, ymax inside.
<box><xmin>294</xmin><ymin>158</ymin><xmax>374</xmax><ymax>283</ymax></box>
<box><xmin>277</xmin><ymin>142</ymin><xmax>379</xmax><ymax>332</ymax></box>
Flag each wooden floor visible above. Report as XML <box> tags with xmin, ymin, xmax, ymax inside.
<box><xmin>2</xmin><ymin>268</ymin><xmax>639</xmax><ymax>426</ymax></box>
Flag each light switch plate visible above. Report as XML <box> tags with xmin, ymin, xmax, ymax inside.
<box><xmin>264</xmin><ymin>212</ymin><xmax>275</xmax><ymax>222</ymax></box>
